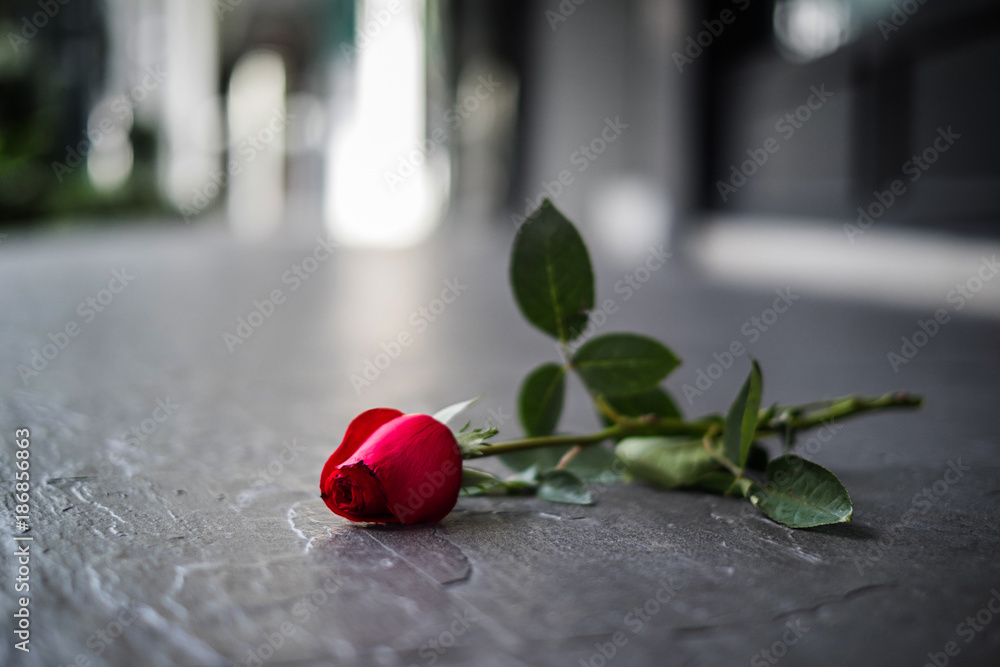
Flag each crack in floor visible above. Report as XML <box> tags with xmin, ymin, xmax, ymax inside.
<box><xmin>769</xmin><ymin>582</ymin><xmax>898</xmax><ymax>621</ymax></box>
<box><xmin>669</xmin><ymin>583</ymin><xmax>898</xmax><ymax>639</ymax></box>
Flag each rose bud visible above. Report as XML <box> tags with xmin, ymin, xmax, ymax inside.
<box><xmin>320</xmin><ymin>408</ymin><xmax>463</xmax><ymax>524</ymax></box>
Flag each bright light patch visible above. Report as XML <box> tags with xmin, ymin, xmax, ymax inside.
<box><xmin>692</xmin><ymin>217</ymin><xmax>1000</xmax><ymax>318</ymax></box>
<box><xmin>774</xmin><ymin>0</ymin><xmax>851</xmax><ymax>62</ymax></box>
<box><xmin>87</xmin><ymin>97</ymin><xmax>133</xmax><ymax>192</ymax></box>
<box><xmin>588</xmin><ymin>176</ymin><xmax>672</xmax><ymax>265</ymax></box>
<box><xmin>227</xmin><ymin>49</ymin><xmax>287</xmax><ymax>240</ymax></box>
<box><xmin>88</xmin><ymin>141</ymin><xmax>133</xmax><ymax>192</ymax></box>
<box><xmin>325</xmin><ymin>0</ymin><xmax>446</xmax><ymax>248</ymax></box>
<box><xmin>160</xmin><ymin>0</ymin><xmax>221</xmax><ymax>209</ymax></box>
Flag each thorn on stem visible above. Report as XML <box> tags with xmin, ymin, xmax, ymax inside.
<box><xmin>556</xmin><ymin>445</ymin><xmax>584</xmax><ymax>470</ymax></box>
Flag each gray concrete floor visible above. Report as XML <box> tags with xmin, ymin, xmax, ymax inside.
<box><xmin>1</xmin><ymin>222</ymin><xmax>999</xmax><ymax>666</ymax></box>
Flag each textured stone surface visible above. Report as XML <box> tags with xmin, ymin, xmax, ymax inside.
<box><xmin>1</xmin><ymin>223</ymin><xmax>999</xmax><ymax>666</ymax></box>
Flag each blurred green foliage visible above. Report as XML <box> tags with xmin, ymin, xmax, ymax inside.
<box><xmin>0</xmin><ymin>6</ymin><xmax>170</xmax><ymax>227</ymax></box>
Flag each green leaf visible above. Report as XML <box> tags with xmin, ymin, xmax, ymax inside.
<box><xmin>461</xmin><ymin>467</ymin><xmax>501</xmax><ymax>488</ymax></box>
<box><xmin>499</xmin><ymin>447</ymin><xmax>570</xmax><ymax>474</ymax></box>
<box><xmin>564</xmin><ymin>444</ymin><xmax>621</xmax><ymax>484</ymax></box>
<box><xmin>600</xmin><ymin>387</ymin><xmax>682</xmax><ymax>426</ymax></box>
<box><xmin>459</xmin><ymin>467</ymin><xmax>537</xmax><ymax>497</ymax></box>
<box><xmin>501</xmin><ymin>444</ymin><xmax>620</xmax><ymax>484</ymax></box>
<box><xmin>747</xmin><ymin>455</ymin><xmax>853</xmax><ymax>528</ymax></box>
<box><xmin>729</xmin><ymin>477</ymin><xmax>754</xmax><ymax>498</ymax></box>
<box><xmin>509</xmin><ymin>199</ymin><xmax>594</xmax><ymax>342</ymax></box>
<box><xmin>723</xmin><ymin>359</ymin><xmax>762</xmax><ymax>469</ymax></box>
<box><xmin>758</xmin><ymin>402</ymin><xmax>778</xmax><ymax>424</ymax></box>
<box><xmin>461</xmin><ymin>481</ymin><xmax>538</xmax><ymax>497</ymax></box>
<box><xmin>537</xmin><ymin>469</ymin><xmax>594</xmax><ymax>505</ymax></box>
<box><xmin>573</xmin><ymin>333</ymin><xmax>680</xmax><ymax>397</ymax></box>
<box><xmin>509</xmin><ymin>465</ymin><xmax>540</xmax><ymax>484</ymax></box>
<box><xmin>691</xmin><ymin>470</ymin><xmax>737</xmax><ymax>495</ymax></box>
<box><xmin>615</xmin><ymin>437</ymin><xmax>722</xmax><ymax>489</ymax></box>
<box><xmin>433</xmin><ymin>397</ymin><xmax>479</xmax><ymax>426</ymax></box>
<box><xmin>518</xmin><ymin>363</ymin><xmax>567</xmax><ymax>437</ymax></box>
<box><xmin>745</xmin><ymin>442</ymin><xmax>770</xmax><ymax>472</ymax></box>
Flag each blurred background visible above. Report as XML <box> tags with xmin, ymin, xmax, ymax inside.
<box><xmin>3</xmin><ymin>5</ymin><xmax>1000</xmax><ymax>664</ymax></box>
<box><xmin>0</xmin><ymin>0</ymin><xmax>998</xmax><ymax>304</ymax></box>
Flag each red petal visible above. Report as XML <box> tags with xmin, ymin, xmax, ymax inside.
<box><xmin>320</xmin><ymin>462</ymin><xmax>398</xmax><ymax>523</ymax></box>
<box><xmin>342</xmin><ymin>414</ymin><xmax>462</xmax><ymax>525</ymax></box>
<box><xmin>321</xmin><ymin>408</ymin><xmax>404</xmax><ymax>486</ymax></box>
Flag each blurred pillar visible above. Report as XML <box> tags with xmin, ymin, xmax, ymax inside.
<box><xmin>159</xmin><ymin>0</ymin><xmax>222</xmax><ymax>216</ymax></box>
<box><xmin>324</xmin><ymin>0</ymin><xmax>450</xmax><ymax>247</ymax></box>
<box><xmin>226</xmin><ymin>49</ymin><xmax>287</xmax><ymax>239</ymax></box>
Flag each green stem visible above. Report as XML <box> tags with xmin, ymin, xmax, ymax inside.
<box><xmin>700</xmin><ymin>425</ymin><xmax>742</xmax><ymax>478</ymax></box>
<box><xmin>592</xmin><ymin>394</ymin><xmax>624</xmax><ymax>424</ymax></box>
<box><xmin>469</xmin><ymin>417</ymin><xmax>722</xmax><ymax>457</ymax></box>
<box><xmin>475</xmin><ymin>425</ymin><xmax>623</xmax><ymax>457</ymax></box>
<box><xmin>758</xmin><ymin>391</ymin><xmax>921</xmax><ymax>435</ymax></box>
<box><xmin>467</xmin><ymin>392</ymin><xmax>921</xmax><ymax>459</ymax></box>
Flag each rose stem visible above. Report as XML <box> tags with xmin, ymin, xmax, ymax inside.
<box><xmin>468</xmin><ymin>392</ymin><xmax>921</xmax><ymax>459</ymax></box>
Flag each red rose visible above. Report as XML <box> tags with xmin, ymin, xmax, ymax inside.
<box><xmin>320</xmin><ymin>408</ymin><xmax>462</xmax><ymax>524</ymax></box>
